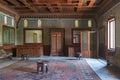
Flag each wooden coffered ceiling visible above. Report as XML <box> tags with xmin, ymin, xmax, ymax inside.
<box><xmin>0</xmin><ymin>0</ymin><xmax>120</xmax><ymax>18</ymax></box>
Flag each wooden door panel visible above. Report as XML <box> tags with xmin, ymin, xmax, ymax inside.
<box><xmin>51</xmin><ymin>32</ymin><xmax>63</xmax><ymax>56</ymax></box>
<box><xmin>81</xmin><ymin>32</ymin><xmax>90</xmax><ymax>58</ymax></box>
<box><xmin>57</xmin><ymin>34</ymin><xmax>62</xmax><ymax>53</ymax></box>
<box><xmin>51</xmin><ymin>34</ymin><xmax>56</xmax><ymax>53</ymax></box>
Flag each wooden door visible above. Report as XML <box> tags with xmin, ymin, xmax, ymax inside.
<box><xmin>81</xmin><ymin>31</ymin><xmax>90</xmax><ymax>58</ymax></box>
<box><xmin>51</xmin><ymin>32</ymin><xmax>63</xmax><ymax>56</ymax></box>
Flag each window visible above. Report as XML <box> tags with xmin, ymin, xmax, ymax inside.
<box><xmin>38</xmin><ymin>19</ymin><xmax>42</xmax><ymax>27</ymax></box>
<box><xmin>75</xmin><ymin>20</ymin><xmax>79</xmax><ymax>28</ymax></box>
<box><xmin>108</xmin><ymin>18</ymin><xmax>115</xmax><ymax>50</ymax></box>
<box><xmin>12</xmin><ymin>18</ymin><xmax>14</xmax><ymax>26</ymax></box>
<box><xmin>3</xmin><ymin>25</ymin><xmax>15</xmax><ymax>44</ymax></box>
<box><xmin>24</xmin><ymin>28</ymin><xmax>43</xmax><ymax>43</ymax></box>
<box><xmin>24</xmin><ymin>19</ymin><xmax>28</xmax><ymax>28</ymax></box>
<box><xmin>4</xmin><ymin>16</ymin><xmax>7</xmax><ymax>24</ymax></box>
<box><xmin>88</xmin><ymin>19</ymin><xmax>92</xmax><ymax>27</ymax></box>
<box><xmin>73</xmin><ymin>34</ymin><xmax>79</xmax><ymax>43</ymax></box>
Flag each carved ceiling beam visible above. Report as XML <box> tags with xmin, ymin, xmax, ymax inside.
<box><xmin>57</xmin><ymin>3</ymin><xmax>63</xmax><ymax>12</ymax></box>
<box><xmin>34</xmin><ymin>0</ymin><xmax>39</xmax><ymax>3</ymax></box>
<box><xmin>19</xmin><ymin>12</ymin><xmax>95</xmax><ymax>18</ymax></box>
<box><xmin>88</xmin><ymin>0</ymin><xmax>96</xmax><ymax>7</ymax></box>
<box><xmin>79</xmin><ymin>6</ymin><xmax>97</xmax><ymax>10</ymax></box>
<box><xmin>13</xmin><ymin>6</ymin><xmax>29</xmax><ymax>9</ymax></box>
<box><xmin>67</xmin><ymin>0</ymin><xmax>72</xmax><ymax>4</ymax></box>
<box><xmin>0</xmin><ymin>0</ymin><xmax>8</xmax><ymax>5</ymax></box>
<box><xmin>16</xmin><ymin>9</ymin><xmax>33</xmax><ymax>13</ymax></box>
<box><xmin>21</xmin><ymin>0</ymin><xmax>39</xmax><ymax>12</ymax></box>
<box><xmin>47</xmin><ymin>4</ymin><xmax>54</xmax><ymax>12</ymax></box>
<box><xmin>77</xmin><ymin>0</ymin><xmax>85</xmax><ymax>12</ymax></box>
<box><xmin>7</xmin><ymin>0</ymin><xmax>21</xmax><ymax>7</ymax></box>
<box><xmin>0</xmin><ymin>0</ymin><xmax>17</xmax><ymax>16</ymax></box>
<box><xmin>34</xmin><ymin>0</ymin><xmax>66</xmax><ymax>4</ymax></box>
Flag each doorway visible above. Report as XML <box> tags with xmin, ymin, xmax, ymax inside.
<box><xmin>50</xmin><ymin>28</ymin><xmax>65</xmax><ymax>56</ymax></box>
<box><xmin>72</xmin><ymin>28</ymin><xmax>91</xmax><ymax>58</ymax></box>
<box><xmin>81</xmin><ymin>31</ymin><xmax>90</xmax><ymax>58</ymax></box>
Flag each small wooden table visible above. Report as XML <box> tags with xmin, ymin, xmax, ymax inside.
<box><xmin>37</xmin><ymin>60</ymin><xmax>48</xmax><ymax>74</ymax></box>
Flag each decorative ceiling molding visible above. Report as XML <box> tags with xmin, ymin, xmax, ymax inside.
<box><xmin>0</xmin><ymin>0</ymin><xmax>119</xmax><ymax>18</ymax></box>
<box><xmin>21</xmin><ymin>0</ymin><xmax>39</xmax><ymax>12</ymax></box>
<box><xmin>19</xmin><ymin>13</ymin><xmax>95</xmax><ymax>18</ymax></box>
<box><xmin>88</xmin><ymin>0</ymin><xmax>96</xmax><ymax>7</ymax></box>
<box><xmin>7</xmin><ymin>0</ymin><xmax>21</xmax><ymax>7</ymax></box>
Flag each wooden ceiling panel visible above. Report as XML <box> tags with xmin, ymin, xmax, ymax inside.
<box><xmin>63</xmin><ymin>7</ymin><xmax>75</xmax><ymax>12</ymax></box>
<box><xmin>0</xmin><ymin>0</ymin><xmax>119</xmax><ymax>18</ymax></box>
<box><xmin>7</xmin><ymin>0</ymin><xmax>21</xmax><ymax>7</ymax></box>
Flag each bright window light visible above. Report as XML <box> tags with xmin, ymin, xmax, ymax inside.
<box><xmin>108</xmin><ymin>18</ymin><xmax>115</xmax><ymax>50</ymax></box>
<box><xmin>75</xmin><ymin>20</ymin><xmax>79</xmax><ymax>28</ymax></box>
<box><xmin>38</xmin><ymin>19</ymin><xmax>42</xmax><ymax>28</ymax></box>
<box><xmin>88</xmin><ymin>19</ymin><xmax>92</xmax><ymax>27</ymax></box>
<box><xmin>4</xmin><ymin>16</ymin><xmax>7</xmax><ymax>24</ymax></box>
<box><xmin>24</xmin><ymin>19</ymin><xmax>28</xmax><ymax>28</ymax></box>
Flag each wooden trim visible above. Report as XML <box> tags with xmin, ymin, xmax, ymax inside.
<box><xmin>81</xmin><ymin>32</ymin><xmax>90</xmax><ymax>57</ymax></box>
<box><xmin>72</xmin><ymin>28</ymin><xmax>92</xmax><ymax>31</ymax></box>
<box><xmin>16</xmin><ymin>44</ymin><xmax>43</xmax><ymax>57</ymax></box>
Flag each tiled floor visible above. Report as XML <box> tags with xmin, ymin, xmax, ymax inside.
<box><xmin>86</xmin><ymin>58</ymin><xmax>120</xmax><ymax>80</ymax></box>
<box><xmin>0</xmin><ymin>56</ymin><xmax>120</xmax><ymax>80</ymax></box>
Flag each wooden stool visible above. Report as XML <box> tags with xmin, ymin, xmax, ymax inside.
<box><xmin>37</xmin><ymin>60</ymin><xmax>48</xmax><ymax>74</ymax></box>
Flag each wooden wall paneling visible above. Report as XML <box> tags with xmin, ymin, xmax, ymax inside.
<box><xmin>44</xmin><ymin>45</ymin><xmax>50</xmax><ymax>56</ymax></box>
<box><xmin>68</xmin><ymin>45</ymin><xmax>74</xmax><ymax>57</ymax></box>
<box><xmin>82</xmin><ymin>50</ymin><xmax>90</xmax><ymax>58</ymax></box>
<box><xmin>90</xmin><ymin>50</ymin><xmax>97</xmax><ymax>58</ymax></box>
<box><xmin>16</xmin><ymin>44</ymin><xmax>43</xmax><ymax>57</ymax></box>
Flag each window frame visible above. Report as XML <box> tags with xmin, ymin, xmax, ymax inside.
<box><xmin>107</xmin><ymin>17</ymin><xmax>116</xmax><ymax>51</ymax></box>
<box><xmin>24</xmin><ymin>28</ymin><xmax>43</xmax><ymax>44</ymax></box>
<box><xmin>2</xmin><ymin>25</ymin><xmax>15</xmax><ymax>45</ymax></box>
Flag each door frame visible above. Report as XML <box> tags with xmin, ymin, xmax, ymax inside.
<box><xmin>71</xmin><ymin>28</ymin><xmax>91</xmax><ymax>57</ymax></box>
<box><xmin>49</xmin><ymin>28</ymin><xmax>65</xmax><ymax>56</ymax></box>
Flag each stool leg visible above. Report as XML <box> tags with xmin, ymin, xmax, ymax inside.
<box><xmin>41</xmin><ymin>64</ymin><xmax>44</xmax><ymax>73</ymax></box>
<box><xmin>37</xmin><ymin>64</ymin><xmax>39</xmax><ymax>74</ymax></box>
<box><xmin>46</xmin><ymin>66</ymin><xmax>48</xmax><ymax>73</ymax></box>
<box><xmin>21</xmin><ymin>54</ymin><xmax>25</xmax><ymax>60</ymax></box>
<box><xmin>26</xmin><ymin>55</ymin><xmax>28</xmax><ymax>60</ymax></box>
